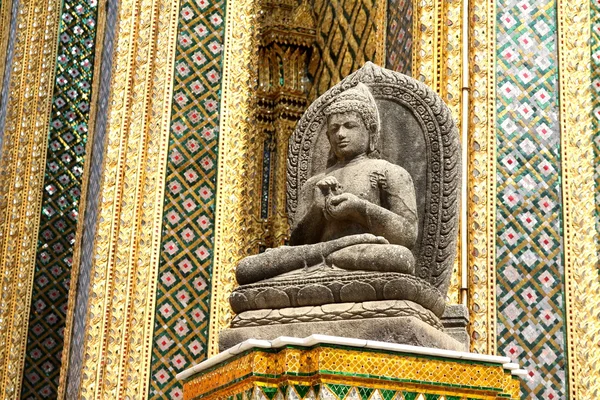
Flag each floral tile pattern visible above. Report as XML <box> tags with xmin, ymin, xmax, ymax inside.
<box><xmin>386</xmin><ymin>0</ymin><xmax>413</xmax><ymax>75</ymax></box>
<box><xmin>20</xmin><ymin>0</ymin><xmax>100</xmax><ymax>398</ymax></box>
<box><xmin>496</xmin><ymin>0</ymin><xmax>567</xmax><ymax>398</ymax></box>
<box><xmin>149</xmin><ymin>0</ymin><xmax>225</xmax><ymax>398</ymax></box>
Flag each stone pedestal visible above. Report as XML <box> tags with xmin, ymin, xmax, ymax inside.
<box><xmin>178</xmin><ymin>335</ymin><xmax>524</xmax><ymax>400</ymax></box>
<box><xmin>220</xmin><ymin>315</ymin><xmax>464</xmax><ymax>352</ymax></box>
<box><xmin>220</xmin><ymin>300</ymin><xmax>469</xmax><ymax>352</ymax></box>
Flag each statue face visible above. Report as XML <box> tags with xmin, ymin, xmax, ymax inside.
<box><xmin>326</xmin><ymin>111</ymin><xmax>369</xmax><ymax>161</ymax></box>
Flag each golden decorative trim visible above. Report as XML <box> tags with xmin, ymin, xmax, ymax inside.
<box><xmin>56</xmin><ymin>1</ymin><xmax>108</xmax><ymax>398</ymax></box>
<box><xmin>410</xmin><ymin>0</ymin><xmax>418</xmax><ymax>79</ymax></box>
<box><xmin>184</xmin><ymin>346</ymin><xmax>521</xmax><ymax>400</ymax></box>
<box><xmin>77</xmin><ymin>0</ymin><xmax>179</xmax><ymax>396</ymax></box>
<box><xmin>411</xmin><ymin>0</ymin><xmax>464</xmax><ymax>305</ymax></box>
<box><xmin>0</xmin><ymin>0</ymin><xmax>12</xmax><ymax>96</ymax></box>
<box><xmin>375</xmin><ymin>0</ymin><xmax>386</xmax><ymax>67</ymax></box>
<box><xmin>255</xmin><ymin>0</ymin><xmax>316</xmax><ymax>248</ymax></box>
<box><xmin>208</xmin><ymin>0</ymin><xmax>263</xmax><ymax>357</ymax></box>
<box><xmin>467</xmin><ymin>0</ymin><xmax>497</xmax><ymax>354</ymax></box>
<box><xmin>0</xmin><ymin>0</ymin><xmax>62</xmax><ymax>397</ymax></box>
<box><xmin>413</xmin><ymin>0</ymin><xmax>437</xmax><ymax>88</ymax></box>
<box><xmin>440</xmin><ymin>0</ymin><xmax>463</xmax><ymax>305</ymax></box>
<box><xmin>557</xmin><ymin>2</ymin><xmax>600</xmax><ymax>398</ymax></box>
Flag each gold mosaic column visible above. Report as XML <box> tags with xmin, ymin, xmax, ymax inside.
<box><xmin>467</xmin><ymin>0</ymin><xmax>497</xmax><ymax>355</ymax></box>
<box><xmin>208</xmin><ymin>0</ymin><xmax>263</xmax><ymax>357</ymax></box>
<box><xmin>411</xmin><ymin>0</ymin><xmax>464</xmax><ymax>305</ymax></box>
<box><xmin>76</xmin><ymin>0</ymin><xmax>179</xmax><ymax>396</ymax></box>
<box><xmin>0</xmin><ymin>0</ymin><xmax>62</xmax><ymax>397</ymax></box>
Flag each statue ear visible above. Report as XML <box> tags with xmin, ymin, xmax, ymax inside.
<box><xmin>369</xmin><ymin>129</ymin><xmax>378</xmax><ymax>153</ymax></box>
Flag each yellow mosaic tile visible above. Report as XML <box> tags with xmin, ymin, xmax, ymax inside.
<box><xmin>182</xmin><ymin>346</ymin><xmax>520</xmax><ymax>400</ymax></box>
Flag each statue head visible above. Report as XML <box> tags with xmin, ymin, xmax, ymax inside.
<box><xmin>323</xmin><ymin>82</ymin><xmax>381</xmax><ymax>163</ymax></box>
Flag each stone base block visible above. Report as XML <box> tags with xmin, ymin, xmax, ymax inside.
<box><xmin>220</xmin><ymin>315</ymin><xmax>466</xmax><ymax>352</ymax></box>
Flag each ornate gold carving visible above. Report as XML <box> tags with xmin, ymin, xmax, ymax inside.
<box><xmin>557</xmin><ymin>2</ymin><xmax>600</xmax><ymax>398</ymax></box>
<box><xmin>410</xmin><ymin>0</ymin><xmax>464</xmax><ymax>305</ymax></box>
<box><xmin>183</xmin><ymin>346</ymin><xmax>521</xmax><ymax>400</ymax></box>
<box><xmin>208</xmin><ymin>0</ymin><xmax>263</xmax><ymax>357</ymax></box>
<box><xmin>440</xmin><ymin>0</ymin><xmax>463</xmax><ymax>305</ymax></box>
<box><xmin>0</xmin><ymin>0</ymin><xmax>62</xmax><ymax>396</ymax></box>
<box><xmin>308</xmin><ymin>0</ymin><xmax>386</xmax><ymax>99</ymax></box>
<box><xmin>77</xmin><ymin>0</ymin><xmax>179</xmax><ymax>396</ymax></box>
<box><xmin>0</xmin><ymin>0</ymin><xmax>12</xmax><ymax>96</ymax></box>
<box><xmin>412</xmin><ymin>0</ymin><xmax>437</xmax><ymax>88</ymax></box>
<box><xmin>466</xmin><ymin>0</ymin><xmax>496</xmax><ymax>354</ymax></box>
<box><xmin>256</xmin><ymin>0</ymin><xmax>316</xmax><ymax>248</ymax></box>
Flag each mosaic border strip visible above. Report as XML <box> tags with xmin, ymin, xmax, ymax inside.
<box><xmin>0</xmin><ymin>0</ymin><xmax>63</xmax><ymax>396</ymax></box>
<box><xmin>20</xmin><ymin>0</ymin><xmax>105</xmax><ymax>397</ymax></box>
<box><xmin>559</xmin><ymin>1</ymin><xmax>600</xmax><ymax>397</ymax></box>
<box><xmin>149</xmin><ymin>0</ymin><xmax>226</xmax><ymax>398</ymax></box>
<box><xmin>77</xmin><ymin>0</ymin><xmax>179</xmax><ymax>396</ymax></box>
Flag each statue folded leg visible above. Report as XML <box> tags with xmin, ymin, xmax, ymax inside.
<box><xmin>325</xmin><ymin>243</ymin><xmax>415</xmax><ymax>274</ymax></box>
<box><xmin>235</xmin><ymin>233</ymin><xmax>389</xmax><ymax>285</ymax></box>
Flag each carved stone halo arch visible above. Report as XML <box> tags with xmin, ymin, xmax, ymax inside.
<box><xmin>286</xmin><ymin>62</ymin><xmax>460</xmax><ymax>296</ymax></box>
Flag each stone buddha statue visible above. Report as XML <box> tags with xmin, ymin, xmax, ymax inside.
<box><xmin>221</xmin><ymin>63</ymin><xmax>464</xmax><ymax>351</ymax></box>
<box><xmin>236</xmin><ymin>83</ymin><xmax>418</xmax><ymax>286</ymax></box>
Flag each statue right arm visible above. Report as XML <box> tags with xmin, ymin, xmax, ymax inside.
<box><xmin>289</xmin><ymin>177</ymin><xmax>325</xmax><ymax>245</ymax></box>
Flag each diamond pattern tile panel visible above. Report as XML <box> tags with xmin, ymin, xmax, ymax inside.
<box><xmin>21</xmin><ymin>0</ymin><xmax>100</xmax><ymax>398</ymax></box>
<box><xmin>385</xmin><ymin>0</ymin><xmax>412</xmax><ymax>75</ymax></box>
<box><xmin>149</xmin><ymin>0</ymin><xmax>225</xmax><ymax>399</ymax></box>
<box><xmin>496</xmin><ymin>0</ymin><xmax>567</xmax><ymax>399</ymax></box>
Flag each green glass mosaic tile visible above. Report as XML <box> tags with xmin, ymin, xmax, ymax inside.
<box><xmin>327</xmin><ymin>383</ymin><xmax>352</xmax><ymax>399</ymax></box>
<box><xmin>261</xmin><ymin>386</ymin><xmax>279</xmax><ymax>399</ymax></box>
<box><xmin>358</xmin><ymin>387</ymin><xmax>375</xmax><ymax>400</ymax></box>
<box><xmin>379</xmin><ymin>389</ymin><xmax>397</xmax><ymax>400</ymax></box>
<box><xmin>149</xmin><ymin>0</ymin><xmax>225</xmax><ymax>399</ymax></box>
<box><xmin>496</xmin><ymin>0</ymin><xmax>567</xmax><ymax>398</ymax></box>
<box><xmin>295</xmin><ymin>384</ymin><xmax>311</xmax><ymax>398</ymax></box>
<box><xmin>402</xmin><ymin>392</ymin><xmax>418</xmax><ymax>400</ymax></box>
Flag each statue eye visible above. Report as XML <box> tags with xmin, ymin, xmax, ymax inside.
<box><xmin>327</xmin><ymin>124</ymin><xmax>340</xmax><ymax>136</ymax></box>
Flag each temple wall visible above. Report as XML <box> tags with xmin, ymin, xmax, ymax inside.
<box><xmin>0</xmin><ymin>0</ymin><xmax>597</xmax><ymax>399</ymax></box>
